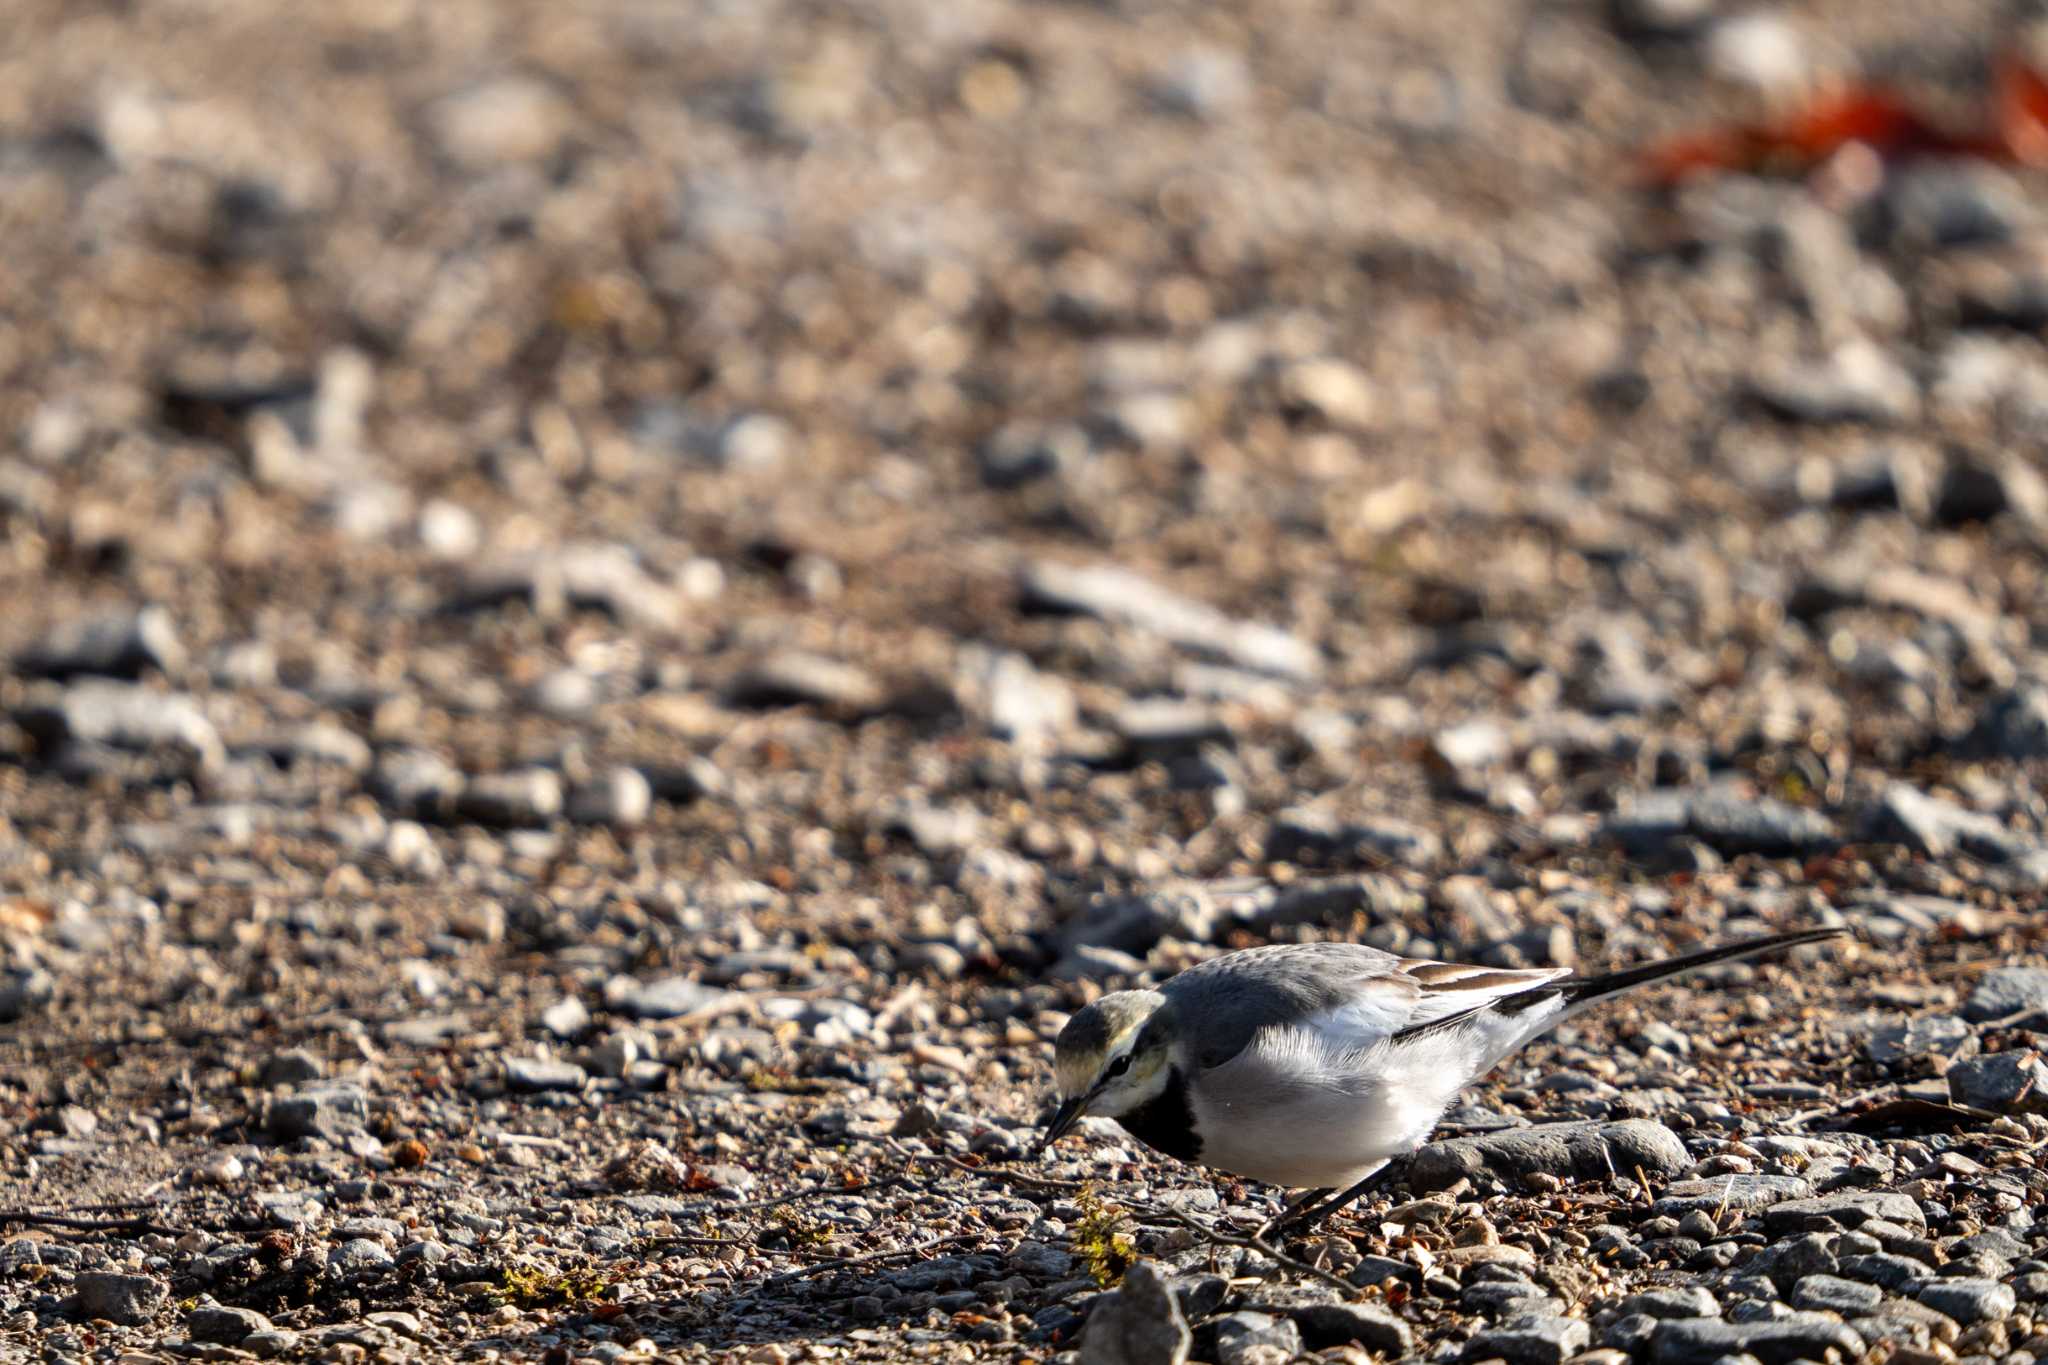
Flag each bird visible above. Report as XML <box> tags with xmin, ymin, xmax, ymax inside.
<box><xmin>1033</xmin><ymin>926</ymin><xmax>1843</xmax><ymax>1235</ymax></box>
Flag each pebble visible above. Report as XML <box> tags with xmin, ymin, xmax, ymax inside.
<box><xmin>67</xmin><ymin>1271</ymin><xmax>165</xmax><ymax>1325</ymax></box>
<box><xmin>1288</xmin><ymin>1302</ymin><xmax>1413</xmax><ymax>1355</ymax></box>
<box><xmin>1601</xmin><ymin>787</ymin><xmax>1837</xmax><ymax>856</ymax></box>
<box><xmin>1622</xmin><ymin>1286</ymin><xmax>1720</xmax><ymax>1319</ymax></box>
<box><xmin>1461</xmin><ymin>1314</ymin><xmax>1590</xmax><ymax>1365</ymax></box>
<box><xmin>1915</xmin><ymin>1277</ymin><xmax>2016</xmax><ymax>1324</ymax></box>
<box><xmin>260</xmin><ymin>1049</ymin><xmax>326</xmax><ymax>1088</ymax></box>
<box><xmin>1866</xmin><ymin>1015</ymin><xmax>1974</xmax><ymax>1065</ymax></box>
<box><xmin>16</xmin><ymin>681</ymin><xmax>224</xmax><ymax>769</ymax></box>
<box><xmin>613</xmin><ymin>976</ymin><xmax>738</xmax><ymax>1020</ymax></box>
<box><xmin>16</xmin><ymin>605</ymin><xmax>185</xmax><ymax>680</ymax></box>
<box><xmin>1213</xmin><ymin>1311</ymin><xmax>1302</xmax><ymax>1365</ymax></box>
<box><xmin>1791</xmin><ymin>1273</ymin><xmax>1883</xmax><ymax>1314</ymax></box>
<box><xmin>566</xmin><ymin>766</ymin><xmax>653</xmax><ymax>828</ymax></box>
<box><xmin>504</xmin><ymin>1056</ymin><xmax>587</xmax><ymax>1092</ymax></box>
<box><xmin>1019</xmin><ymin>560</ymin><xmax>1319</xmax><ymax>681</ymax></box>
<box><xmin>729</xmin><ymin>650</ymin><xmax>884</xmax><ymax>711</ymax></box>
<box><xmin>188</xmin><ymin>1304</ymin><xmax>274</xmax><ymax>1344</ymax></box>
<box><xmin>539</xmin><ymin>996</ymin><xmax>591</xmax><ymax>1039</ymax></box>
<box><xmin>1870</xmin><ymin>783</ymin><xmax>2031</xmax><ymax>865</ymax></box>
<box><xmin>268</xmin><ymin>1083</ymin><xmax>369</xmax><ymax>1141</ymax></box>
<box><xmin>1764</xmin><ymin>1190</ymin><xmax>1925</xmax><ymax>1233</ymax></box>
<box><xmin>1650</xmin><ymin>1312</ymin><xmax>1865</xmax><ymax>1365</ymax></box>
<box><xmin>1963</xmin><ymin>966</ymin><xmax>2048</xmax><ymax>1022</ymax></box>
<box><xmin>1079</xmin><ymin>1260</ymin><xmax>1189</xmax><ymax>1365</ymax></box>
<box><xmin>1947</xmin><ymin>1052</ymin><xmax>2048</xmax><ymax>1114</ymax></box>
<box><xmin>326</xmin><ymin>1238</ymin><xmax>396</xmax><ymax>1276</ymax></box>
<box><xmin>456</xmin><ymin>769</ymin><xmax>563</xmax><ymax>828</ymax></box>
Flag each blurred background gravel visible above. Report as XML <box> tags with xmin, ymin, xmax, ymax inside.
<box><xmin>7</xmin><ymin>0</ymin><xmax>2048</xmax><ymax>1360</ymax></box>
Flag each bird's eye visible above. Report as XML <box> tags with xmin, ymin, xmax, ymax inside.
<box><xmin>1106</xmin><ymin>1054</ymin><xmax>1132</xmax><ymax>1078</ymax></box>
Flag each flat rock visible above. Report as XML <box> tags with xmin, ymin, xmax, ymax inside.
<box><xmin>1462</xmin><ymin>1314</ymin><xmax>1590</xmax><ymax>1365</ymax></box>
<box><xmin>1601</xmin><ymin>787</ymin><xmax>1836</xmax><ymax>856</ymax></box>
<box><xmin>1651</xmin><ymin>1313</ymin><xmax>1865</xmax><ymax>1365</ymax></box>
<box><xmin>728</xmin><ymin>650</ymin><xmax>883</xmax><ymax>711</ymax></box>
<box><xmin>1288</xmin><ymin>1302</ymin><xmax>1413</xmax><ymax>1355</ymax></box>
<box><xmin>1266</xmin><ymin>807</ymin><xmax>1444</xmax><ymax>869</ymax></box>
<box><xmin>1020</xmin><ymin>560</ymin><xmax>1319</xmax><ymax>681</ymax></box>
<box><xmin>456</xmin><ymin>768</ymin><xmax>563</xmax><ymax>828</ymax></box>
<box><xmin>17</xmin><ymin>605</ymin><xmax>184</xmax><ymax>680</ymax></box>
<box><xmin>1868</xmin><ymin>783</ymin><xmax>2031</xmax><ymax>863</ymax></box>
<box><xmin>15</xmin><ymin>681</ymin><xmax>224</xmax><ymax>768</ymax></box>
<box><xmin>612</xmin><ymin>976</ymin><xmax>740</xmax><ymax>1020</ymax></box>
<box><xmin>1963</xmin><ymin>965</ymin><xmax>2048</xmax><ymax>1021</ymax></box>
<box><xmin>189</xmin><ymin>1304</ymin><xmax>275</xmax><ymax>1344</ymax></box>
<box><xmin>1865</xmin><ymin>1014</ymin><xmax>1973</xmax><ymax>1065</ymax></box>
<box><xmin>504</xmin><ymin>1056</ymin><xmax>587</xmax><ymax>1092</ymax></box>
<box><xmin>1650</xmin><ymin>1174</ymin><xmax>1814</xmax><ymax>1218</ymax></box>
<box><xmin>1409</xmin><ymin>1119</ymin><xmax>1689</xmax><ymax>1192</ymax></box>
<box><xmin>1947</xmin><ymin>1050</ymin><xmax>2048</xmax><ymax>1114</ymax></box>
<box><xmin>1916</xmin><ymin>1277</ymin><xmax>2017</xmax><ymax>1324</ymax></box>
<box><xmin>1764</xmin><ymin>1190</ymin><xmax>1925</xmax><ymax>1233</ymax></box>
<box><xmin>1213</xmin><ymin>1311</ymin><xmax>1301</xmax><ymax>1365</ymax></box>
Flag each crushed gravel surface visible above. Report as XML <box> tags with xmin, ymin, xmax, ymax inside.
<box><xmin>6</xmin><ymin>0</ymin><xmax>2048</xmax><ymax>1361</ymax></box>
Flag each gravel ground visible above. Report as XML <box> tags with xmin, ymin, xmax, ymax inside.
<box><xmin>8</xmin><ymin>0</ymin><xmax>2048</xmax><ymax>1361</ymax></box>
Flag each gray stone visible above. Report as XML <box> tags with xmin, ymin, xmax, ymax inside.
<box><xmin>1267</xmin><ymin>807</ymin><xmax>1444</xmax><ymax>868</ymax></box>
<box><xmin>1079</xmin><ymin>1260</ymin><xmax>1189</xmax><ymax>1365</ymax></box>
<box><xmin>728</xmin><ymin>651</ymin><xmax>883</xmax><ymax>711</ymax></box>
<box><xmin>1791</xmin><ymin>1273</ymin><xmax>1882</xmax><ymax>1314</ymax></box>
<box><xmin>1060</xmin><ymin>884</ymin><xmax>1226</xmax><ymax>956</ymax></box>
<box><xmin>67</xmin><ymin>1271</ymin><xmax>165</xmax><ymax>1325</ymax></box>
<box><xmin>1965</xmin><ymin>966</ymin><xmax>2048</xmax><ymax>1022</ymax></box>
<box><xmin>1462</xmin><ymin>1314</ymin><xmax>1590</xmax><ymax>1365</ymax></box>
<box><xmin>188</xmin><ymin>1304</ymin><xmax>274</xmax><ymax>1344</ymax></box>
<box><xmin>1869</xmin><ymin>783</ymin><xmax>2031</xmax><ymax>864</ymax></box>
<box><xmin>1410</xmin><ymin>1119</ymin><xmax>1690</xmax><ymax>1192</ymax></box>
<box><xmin>1602</xmin><ymin>788</ymin><xmax>1837</xmax><ymax>856</ymax></box>
<box><xmin>1288</xmin><ymin>1302</ymin><xmax>1413</xmax><ymax>1355</ymax></box>
<box><xmin>504</xmin><ymin>1056</ymin><xmax>586</xmax><ymax>1092</ymax></box>
<box><xmin>978</xmin><ymin>421</ymin><xmax>1086</xmax><ymax>489</ymax></box>
<box><xmin>326</xmin><ymin>1238</ymin><xmax>395</xmax><ymax>1275</ymax></box>
<box><xmin>614</xmin><ymin>976</ymin><xmax>740</xmax><ymax>1020</ymax></box>
<box><xmin>1621</xmin><ymin>1286</ymin><xmax>1720</xmax><ymax>1319</ymax></box>
<box><xmin>1651</xmin><ymin>1174</ymin><xmax>1814</xmax><ymax>1218</ymax></box>
<box><xmin>1651</xmin><ymin>1313</ymin><xmax>1865</xmax><ymax>1365</ymax></box>
<box><xmin>1959</xmin><ymin>682</ymin><xmax>2048</xmax><ymax>759</ymax></box>
<box><xmin>1747</xmin><ymin>339</ymin><xmax>1916</xmax><ymax>425</ymax></box>
<box><xmin>268</xmin><ymin>1083</ymin><xmax>369</xmax><ymax>1141</ymax></box>
<box><xmin>17</xmin><ymin>606</ymin><xmax>184</xmax><ymax>680</ymax></box>
<box><xmin>259</xmin><ymin>1049</ymin><xmax>326</xmax><ymax>1088</ymax></box>
<box><xmin>1865</xmin><ymin>1014</ymin><xmax>1974</xmax><ymax>1065</ymax></box>
<box><xmin>1019</xmin><ymin>560</ymin><xmax>1319</xmax><ymax>681</ymax></box>
<box><xmin>566</xmin><ymin>767</ymin><xmax>653</xmax><ymax>828</ymax></box>
<box><xmin>1947</xmin><ymin>1051</ymin><xmax>2048</xmax><ymax>1114</ymax></box>
<box><xmin>456</xmin><ymin>768</ymin><xmax>563</xmax><ymax>828</ymax></box>
<box><xmin>0</xmin><ymin>966</ymin><xmax>54</xmax><ymax>1022</ymax></box>
<box><xmin>369</xmin><ymin>749</ymin><xmax>464</xmax><ymax>820</ymax></box>
<box><xmin>16</xmin><ymin>681</ymin><xmax>223</xmax><ymax>768</ymax></box>
<box><xmin>539</xmin><ymin>996</ymin><xmax>591</xmax><ymax>1039</ymax></box>
<box><xmin>1764</xmin><ymin>1190</ymin><xmax>1925</xmax><ymax>1233</ymax></box>
<box><xmin>1837</xmin><ymin>1252</ymin><xmax>1931</xmax><ymax>1289</ymax></box>
<box><xmin>1915</xmin><ymin>1277</ymin><xmax>2016</xmax><ymax>1324</ymax></box>
<box><xmin>1214</xmin><ymin>1311</ymin><xmax>1301</xmax><ymax>1365</ymax></box>
<box><xmin>1745</xmin><ymin>1232</ymin><xmax>1838</xmax><ymax>1290</ymax></box>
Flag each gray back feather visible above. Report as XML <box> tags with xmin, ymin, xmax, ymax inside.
<box><xmin>1158</xmin><ymin>942</ymin><xmax>1417</xmax><ymax>1069</ymax></box>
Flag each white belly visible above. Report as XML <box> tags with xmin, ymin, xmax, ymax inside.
<box><xmin>1186</xmin><ymin>1026</ymin><xmax>1492</xmax><ymax>1189</ymax></box>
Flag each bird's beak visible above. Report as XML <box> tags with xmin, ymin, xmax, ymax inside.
<box><xmin>1032</xmin><ymin>1096</ymin><xmax>1087</xmax><ymax>1159</ymax></box>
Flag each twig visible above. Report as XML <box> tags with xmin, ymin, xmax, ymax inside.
<box><xmin>892</xmin><ymin>1146</ymin><xmax>1088</xmax><ymax>1193</ymax></box>
<box><xmin>0</xmin><ymin>1210</ymin><xmax>186</xmax><ymax>1238</ymax></box>
<box><xmin>642</xmin><ymin>1234</ymin><xmax>749</xmax><ymax>1250</ymax></box>
<box><xmin>751</xmin><ymin>1232</ymin><xmax>988</xmax><ymax>1292</ymax></box>
<box><xmin>1155</xmin><ymin>1207</ymin><xmax>1359</xmax><ymax>1299</ymax></box>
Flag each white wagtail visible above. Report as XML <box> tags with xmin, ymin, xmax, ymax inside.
<box><xmin>1034</xmin><ymin>926</ymin><xmax>1842</xmax><ymax>1233</ymax></box>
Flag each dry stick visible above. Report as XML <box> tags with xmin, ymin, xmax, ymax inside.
<box><xmin>1154</xmin><ymin>1207</ymin><xmax>1360</xmax><ymax>1299</ymax></box>
<box><xmin>0</xmin><ymin>1210</ymin><xmax>186</xmax><ymax>1238</ymax></box>
<box><xmin>752</xmin><ymin>1233</ymin><xmax>988</xmax><ymax>1292</ymax></box>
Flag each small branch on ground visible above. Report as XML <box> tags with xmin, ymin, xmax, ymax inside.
<box><xmin>0</xmin><ymin>1210</ymin><xmax>187</xmax><ymax>1238</ymax></box>
<box><xmin>1153</xmin><ymin>1207</ymin><xmax>1360</xmax><ymax>1299</ymax></box>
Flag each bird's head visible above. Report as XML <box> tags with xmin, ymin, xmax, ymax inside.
<box><xmin>1033</xmin><ymin>990</ymin><xmax>1176</xmax><ymax>1157</ymax></box>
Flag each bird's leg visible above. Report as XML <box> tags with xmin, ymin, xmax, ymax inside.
<box><xmin>1253</xmin><ymin>1186</ymin><xmax>1332</xmax><ymax>1241</ymax></box>
<box><xmin>1273</xmin><ymin>1160</ymin><xmax>1394</xmax><ymax>1237</ymax></box>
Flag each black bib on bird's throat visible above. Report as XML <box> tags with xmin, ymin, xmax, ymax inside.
<box><xmin>1114</xmin><ymin>1066</ymin><xmax>1200</xmax><ymax>1162</ymax></box>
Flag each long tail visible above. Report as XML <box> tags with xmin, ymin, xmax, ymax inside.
<box><xmin>1559</xmin><ymin>926</ymin><xmax>1846</xmax><ymax>1011</ymax></box>
<box><xmin>1393</xmin><ymin>927</ymin><xmax>1844</xmax><ymax>1045</ymax></box>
